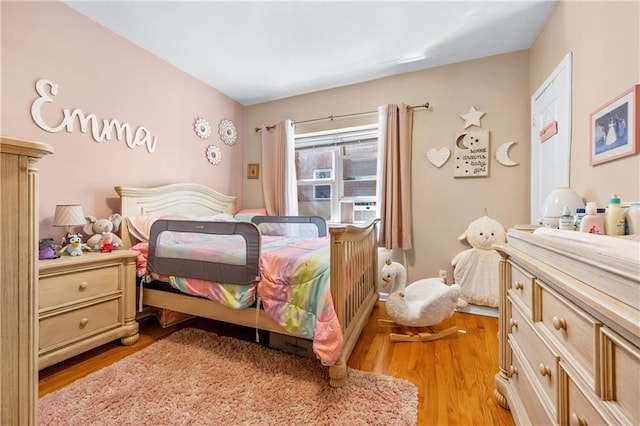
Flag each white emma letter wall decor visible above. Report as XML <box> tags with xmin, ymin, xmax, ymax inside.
<box><xmin>30</xmin><ymin>79</ymin><xmax>157</xmax><ymax>153</ymax></box>
<box><xmin>453</xmin><ymin>130</ymin><xmax>490</xmax><ymax>177</ymax></box>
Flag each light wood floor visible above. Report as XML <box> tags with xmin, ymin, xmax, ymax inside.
<box><xmin>39</xmin><ymin>303</ymin><xmax>515</xmax><ymax>425</ymax></box>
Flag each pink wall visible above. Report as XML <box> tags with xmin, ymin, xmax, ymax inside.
<box><xmin>1</xmin><ymin>1</ymin><xmax>244</xmax><ymax>242</ymax></box>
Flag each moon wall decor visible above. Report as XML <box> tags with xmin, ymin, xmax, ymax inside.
<box><xmin>495</xmin><ymin>141</ymin><xmax>519</xmax><ymax>166</ymax></box>
<box><xmin>426</xmin><ymin>147</ymin><xmax>451</xmax><ymax>168</ymax></box>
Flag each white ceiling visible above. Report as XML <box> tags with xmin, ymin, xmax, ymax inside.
<box><xmin>64</xmin><ymin>1</ymin><xmax>556</xmax><ymax>106</ymax></box>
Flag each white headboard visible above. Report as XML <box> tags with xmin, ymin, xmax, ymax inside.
<box><xmin>114</xmin><ymin>183</ymin><xmax>237</xmax><ymax>248</ymax></box>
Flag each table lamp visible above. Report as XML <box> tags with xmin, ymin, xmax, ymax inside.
<box><xmin>53</xmin><ymin>204</ymin><xmax>86</xmax><ymax>234</ymax></box>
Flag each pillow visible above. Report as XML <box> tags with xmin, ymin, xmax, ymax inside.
<box><xmin>234</xmin><ymin>208</ymin><xmax>267</xmax><ymax>222</ymax></box>
<box><xmin>126</xmin><ymin>214</ymin><xmax>195</xmax><ymax>242</ymax></box>
<box><xmin>204</xmin><ymin>213</ymin><xmax>237</xmax><ymax>222</ymax></box>
<box><xmin>126</xmin><ymin>213</ymin><xmax>238</xmax><ymax>242</ymax></box>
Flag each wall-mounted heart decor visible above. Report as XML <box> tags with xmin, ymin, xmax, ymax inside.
<box><xmin>426</xmin><ymin>147</ymin><xmax>451</xmax><ymax>168</ymax></box>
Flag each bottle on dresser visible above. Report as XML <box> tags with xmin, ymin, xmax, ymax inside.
<box><xmin>558</xmin><ymin>205</ymin><xmax>575</xmax><ymax>230</ymax></box>
<box><xmin>604</xmin><ymin>193</ymin><xmax>626</xmax><ymax>236</ymax></box>
<box><xmin>626</xmin><ymin>202</ymin><xmax>640</xmax><ymax>235</ymax></box>
<box><xmin>579</xmin><ymin>202</ymin><xmax>604</xmax><ymax>234</ymax></box>
<box><xmin>574</xmin><ymin>207</ymin><xmax>586</xmax><ymax>231</ymax></box>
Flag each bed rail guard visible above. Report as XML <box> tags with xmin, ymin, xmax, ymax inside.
<box><xmin>148</xmin><ymin>220</ymin><xmax>261</xmax><ymax>285</ymax></box>
<box><xmin>251</xmin><ymin>215</ymin><xmax>327</xmax><ymax>237</ymax></box>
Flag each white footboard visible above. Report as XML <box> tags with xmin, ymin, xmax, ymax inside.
<box><xmin>328</xmin><ymin>219</ymin><xmax>380</xmax><ymax>387</ymax></box>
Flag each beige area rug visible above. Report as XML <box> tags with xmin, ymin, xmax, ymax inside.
<box><xmin>39</xmin><ymin>328</ymin><xmax>418</xmax><ymax>425</ymax></box>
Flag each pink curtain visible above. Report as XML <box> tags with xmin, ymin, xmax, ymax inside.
<box><xmin>260</xmin><ymin>120</ymin><xmax>298</xmax><ymax>216</ymax></box>
<box><xmin>378</xmin><ymin>104</ymin><xmax>413</xmax><ymax>250</ymax></box>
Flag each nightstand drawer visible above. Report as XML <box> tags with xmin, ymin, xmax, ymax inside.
<box><xmin>40</xmin><ymin>265</ymin><xmax>120</xmax><ymax>309</ymax></box>
<box><xmin>539</xmin><ymin>282</ymin><xmax>601</xmax><ymax>390</ymax></box>
<box><xmin>39</xmin><ymin>299</ymin><xmax>121</xmax><ymax>350</ymax></box>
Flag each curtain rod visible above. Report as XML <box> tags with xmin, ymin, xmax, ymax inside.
<box><xmin>254</xmin><ymin>101</ymin><xmax>430</xmax><ymax>132</ymax></box>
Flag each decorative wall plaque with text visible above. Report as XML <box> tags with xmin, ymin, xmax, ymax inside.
<box><xmin>453</xmin><ymin>130</ymin><xmax>490</xmax><ymax>177</ymax></box>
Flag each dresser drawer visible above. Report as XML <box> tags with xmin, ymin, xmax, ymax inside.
<box><xmin>561</xmin><ymin>362</ymin><xmax>611</xmax><ymax>426</ymax></box>
<box><xmin>509</xmin><ymin>297</ymin><xmax>559</xmax><ymax>415</ymax></box>
<box><xmin>509</xmin><ymin>261</ymin><xmax>534</xmax><ymax>314</ymax></box>
<box><xmin>509</xmin><ymin>341</ymin><xmax>557</xmax><ymax>426</ymax></box>
<box><xmin>40</xmin><ymin>264</ymin><xmax>121</xmax><ymax>309</ymax></box>
<box><xmin>600</xmin><ymin>327</ymin><xmax>640</xmax><ymax>425</ymax></box>
<box><xmin>39</xmin><ymin>298</ymin><xmax>121</xmax><ymax>350</ymax></box>
<box><xmin>539</xmin><ymin>282</ymin><xmax>601</xmax><ymax>390</ymax></box>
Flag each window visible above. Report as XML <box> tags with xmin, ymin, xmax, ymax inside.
<box><xmin>313</xmin><ymin>184</ymin><xmax>331</xmax><ymax>200</ymax></box>
<box><xmin>295</xmin><ymin>124</ymin><xmax>379</xmax><ymax>223</ymax></box>
<box><xmin>313</xmin><ymin>169</ymin><xmax>331</xmax><ymax>179</ymax></box>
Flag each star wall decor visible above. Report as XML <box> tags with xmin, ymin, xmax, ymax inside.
<box><xmin>460</xmin><ymin>106</ymin><xmax>486</xmax><ymax>129</ymax></box>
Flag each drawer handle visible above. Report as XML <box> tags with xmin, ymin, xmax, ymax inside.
<box><xmin>552</xmin><ymin>316</ymin><xmax>567</xmax><ymax>331</ymax></box>
<box><xmin>570</xmin><ymin>413</ymin><xmax>587</xmax><ymax>426</ymax></box>
<box><xmin>509</xmin><ymin>318</ymin><xmax>518</xmax><ymax>330</ymax></box>
<box><xmin>538</xmin><ymin>363</ymin><xmax>551</xmax><ymax>377</ymax></box>
<box><xmin>509</xmin><ymin>366</ymin><xmax>518</xmax><ymax>377</ymax></box>
<box><xmin>79</xmin><ymin>318</ymin><xmax>89</xmax><ymax>327</ymax></box>
<box><xmin>514</xmin><ymin>281</ymin><xmax>524</xmax><ymax>290</ymax></box>
<box><xmin>79</xmin><ymin>281</ymin><xmax>89</xmax><ymax>290</ymax></box>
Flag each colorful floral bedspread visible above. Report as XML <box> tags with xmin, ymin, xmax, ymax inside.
<box><xmin>132</xmin><ymin>234</ymin><xmax>343</xmax><ymax>365</ymax></box>
<box><xmin>258</xmin><ymin>236</ymin><xmax>343</xmax><ymax>365</ymax></box>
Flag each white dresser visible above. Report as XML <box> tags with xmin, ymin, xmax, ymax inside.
<box><xmin>494</xmin><ymin>229</ymin><xmax>639</xmax><ymax>426</ymax></box>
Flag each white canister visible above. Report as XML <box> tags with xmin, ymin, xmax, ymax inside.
<box><xmin>626</xmin><ymin>202</ymin><xmax>640</xmax><ymax>235</ymax></box>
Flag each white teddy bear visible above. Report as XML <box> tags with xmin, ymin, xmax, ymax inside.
<box><xmin>83</xmin><ymin>214</ymin><xmax>124</xmax><ymax>251</ymax></box>
<box><xmin>451</xmin><ymin>215</ymin><xmax>506</xmax><ymax>308</ymax></box>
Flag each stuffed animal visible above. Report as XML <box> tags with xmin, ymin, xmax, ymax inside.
<box><xmin>451</xmin><ymin>215</ymin><xmax>506</xmax><ymax>308</ymax></box>
<box><xmin>39</xmin><ymin>238</ymin><xmax>60</xmax><ymax>260</ymax></box>
<box><xmin>84</xmin><ymin>214</ymin><xmax>123</xmax><ymax>251</ymax></box>
<box><xmin>57</xmin><ymin>233</ymin><xmax>90</xmax><ymax>256</ymax></box>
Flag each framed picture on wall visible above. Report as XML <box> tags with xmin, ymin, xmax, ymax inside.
<box><xmin>247</xmin><ymin>163</ymin><xmax>260</xmax><ymax>179</ymax></box>
<box><xmin>590</xmin><ymin>84</ymin><xmax>639</xmax><ymax>166</ymax></box>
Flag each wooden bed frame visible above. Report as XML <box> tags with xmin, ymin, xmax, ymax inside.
<box><xmin>114</xmin><ymin>183</ymin><xmax>379</xmax><ymax>387</ymax></box>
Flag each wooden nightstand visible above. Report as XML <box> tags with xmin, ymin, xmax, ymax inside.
<box><xmin>38</xmin><ymin>249</ymin><xmax>140</xmax><ymax>370</ymax></box>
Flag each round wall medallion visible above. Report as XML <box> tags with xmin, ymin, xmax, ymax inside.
<box><xmin>194</xmin><ymin>117</ymin><xmax>212</xmax><ymax>139</ymax></box>
<box><xmin>218</xmin><ymin>118</ymin><xmax>237</xmax><ymax>145</ymax></box>
<box><xmin>206</xmin><ymin>145</ymin><xmax>222</xmax><ymax>165</ymax></box>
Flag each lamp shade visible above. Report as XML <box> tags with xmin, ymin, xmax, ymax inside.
<box><xmin>540</xmin><ymin>188</ymin><xmax>584</xmax><ymax>228</ymax></box>
<box><xmin>53</xmin><ymin>204</ymin><xmax>86</xmax><ymax>227</ymax></box>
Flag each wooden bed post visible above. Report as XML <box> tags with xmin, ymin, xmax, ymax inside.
<box><xmin>328</xmin><ymin>219</ymin><xmax>380</xmax><ymax>387</ymax></box>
